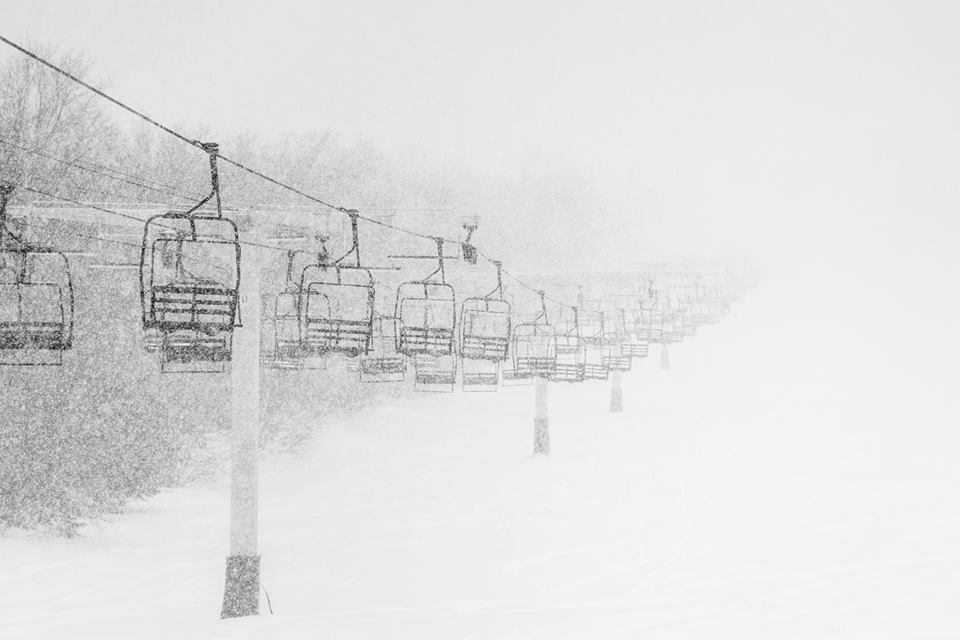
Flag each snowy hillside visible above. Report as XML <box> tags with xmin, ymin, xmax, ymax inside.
<box><xmin>4</xmin><ymin>268</ymin><xmax>958</xmax><ymax>639</ymax></box>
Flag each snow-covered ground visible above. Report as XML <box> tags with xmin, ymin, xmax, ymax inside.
<box><xmin>4</xmin><ymin>265</ymin><xmax>959</xmax><ymax>639</ymax></box>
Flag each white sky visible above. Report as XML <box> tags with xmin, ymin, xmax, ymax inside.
<box><xmin>3</xmin><ymin>0</ymin><xmax>960</xmax><ymax>267</ymax></box>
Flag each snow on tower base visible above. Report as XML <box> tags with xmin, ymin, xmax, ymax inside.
<box><xmin>221</xmin><ymin>554</ymin><xmax>260</xmax><ymax>618</ymax></box>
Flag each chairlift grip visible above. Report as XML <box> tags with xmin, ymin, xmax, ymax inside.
<box><xmin>183</xmin><ymin>142</ymin><xmax>221</xmax><ymax>219</ymax></box>
<box><xmin>202</xmin><ymin>142</ymin><xmax>222</xmax><ymax>219</ymax></box>
<box><xmin>433</xmin><ymin>236</ymin><xmax>446</xmax><ymax>284</ymax></box>
<box><xmin>348</xmin><ymin>210</ymin><xmax>360</xmax><ymax>267</ymax></box>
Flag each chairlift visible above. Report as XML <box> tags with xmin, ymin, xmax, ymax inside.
<box><xmin>501</xmin><ymin>359</ymin><xmax>534</xmax><ymax>385</ymax></box>
<box><xmin>413</xmin><ymin>353</ymin><xmax>457</xmax><ymax>392</ymax></box>
<box><xmin>395</xmin><ymin>237</ymin><xmax>457</xmax><ymax>358</ymax></box>
<box><xmin>643</xmin><ymin>289</ymin><xmax>668</xmax><ymax>345</ymax></box>
<box><xmin>267</xmin><ymin>285</ymin><xmax>303</xmax><ymax>370</ymax></box>
<box><xmin>551</xmin><ymin>306</ymin><xmax>585</xmax><ymax>383</ymax></box>
<box><xmin>359</xmin><ymin>315</ymin><xmax>406</xmax><ymax>383</ymax></box>
<box><xmin>265</xmin><ymin>244</ymin><xmax>319</xmax><ymax>370</ymax></box>
<box><xmin>666</xmin><ymin>299</ymin><xmax>685</xmax><ymax>343</ymax></box>
<box><xmin>461</xmin><ymin>357</ymin><xmax>499</xmax><ymax>391</ymax></box>
<box><xmin>297</xmin><ymin>212</ymin><xmax>376</xmax><ymax>359</ymax></box>
<box><xmin>459</xmin><ymin>260</ymin><xmax>511</xmax><ymax>391</ymax></box>
<box><xmin>139</xmin><ymin>143</ymin><xmax>240</xmax><ymax>372</ymax></box>
<box><xmin>300</xmin><ymin>265</ymin><xmax>375</xmax><ymax>357</ymax></box>
<box><xmin>142</xmin><ymin>327</ymin><xmax>163</xmax><ymax>353</ymax></box>
<box><xmin>0</xmin><ymin>185</ymin><xmax>75</xmax><ymax>366</ymax></box>
<box><xmin>510</xmin><ymin>291</ymin><xmax>557</xmax><ymax>379</ymax></box>
<box><xmin>679</xmin><ymin>300</ymin><xmax>698</xmax><ymax>337</ymax></box>
<box><xmin>261</xmin><ymin>250</ymin><xmax>305</xmax><ymax>370</ymax></box>
<box><xmin>688</xmin><ymin>277</ymin><xmax>707</xmax><ymax>327</ymax></box>
<box><xmin>581</xmin><ymin>310</ymin><xmax>610</xmax><ymax>380</ymax></box>
<box><xmin>602</xmin><ymin>310</ymin><xmax>632</xmax><ymax>372</ymax></box>
<box><xmin>622</xmin><ymin>307</ymin><xmax>649</xmax><ymax>358</ymax></box>
<box><xmin>459</xmin><ymin>261</ymin><xmax>511</xmax><ymax>361</ymax></box>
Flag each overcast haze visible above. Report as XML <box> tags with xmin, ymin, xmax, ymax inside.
<box><xmin>4</xmin><ymin>0</ymin><xmax>959</xmax><ymax>267</ymax></box>
<box><xmin>6</xmin><ymin>3</ymin><xmax>960</xmax><ymax>637</ymax></box>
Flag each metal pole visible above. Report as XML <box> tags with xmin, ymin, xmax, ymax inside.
<box><xmin>609</xmin><ymin>368</ymin><xmax>623</xmax><ymax>412</ymax></box>
<box><xmin>534</xmin><ymin>374</ymin><xmax>550</xmax><ymax>455</ymax></box>
<box><xmin>221</xmin><ymin>240</ymin><xmax>261</xmax><ymax>618</ymax></box>
<box><xmin>660</xmin><ymin>343</ymin><xmax>670</xmax><ymax>370</ymax></box>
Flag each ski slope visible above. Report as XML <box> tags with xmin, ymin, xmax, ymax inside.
<box><xmin>3</xmin><ymin>269</ymin><xmax>959</xmax><ymax>639</ymax></box>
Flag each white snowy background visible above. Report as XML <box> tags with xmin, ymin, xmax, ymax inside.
<box><xmin>4</xmin><ymin>256</ymin><xmax>958</xmax><ymax>638</ymax></box>
<box><xmin>3</xmin><ymin>1</ymin><xmax>960</xmax><ymax>638</ymax></box>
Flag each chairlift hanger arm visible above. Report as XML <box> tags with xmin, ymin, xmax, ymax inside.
<box><xmin>537</xmin><ymin>290</ymin><xmax>548</xmax><ymax>324</ymax></box>
<box><xmin>182</xmin><ymin>142</ymin><xmax>221</xmax><ymax>219</ymax></box>
<box><xmin>404</xmin><ymin>237</ymin><xmax>448</xmax><ymax>284</ymax></box>
<box><xmin>332</xmin><ymin>210</ymin><xmax>362</xmax><ymax>267</ymax></box>
<box><xmin>481</xmin><ymin>260</ymin><xmax>504</xmax><ymax>300</ymax></box>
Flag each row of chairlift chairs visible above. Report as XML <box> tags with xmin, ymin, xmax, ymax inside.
<box><xmin>2</xmin><ymin>144</ymin><xmax>241</xmax><ymax>371</ymax></box>
<box><xmin>0</xmin><ymin>145</ymin><xmax>733</xmax><ymax>373</ymax></box>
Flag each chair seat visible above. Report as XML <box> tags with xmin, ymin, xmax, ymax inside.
<box><xmin>0</xmin><ymin>323</ymin><xmax>67</xmax><ymax>350</ymax></box>
<box><xmin>151</xmin><ymin>284</ymin><xmax>237</xmax><ymax>331</ymax></box>
<box><xmin>461</xmin><ymin>334</ymin><xmax>508</xmax><ymax>360</ymax></box>
<box><xmin>304</xmin><ymin>318</ymin><xmax>371</xmax><ymax>355</ymax></box>
<box><xmin>552</xmin><ymin>363</ymin><xmax>585</xmax><ymax>382</ymax></box>
<box><xmin>583</xmin><ymin>363</ymin><xmax>609</xmax><ymax>380</ymax></box>
<box><xmin>399</xmin><ymin>326</ymin><xmax>455</xmax><ymax>355</ymax></box>
<box><xmin>603</xmin><ymin>356</ymin><xmax>632</xmax><ymax>372</ymax></box>
<box><xmin>361</xmin><ymin>357</ymin><xmax>406</xmax><ymax>375</ymax></box>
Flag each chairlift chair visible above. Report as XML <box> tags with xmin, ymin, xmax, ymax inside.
<box><xmin>668</xmin><ymin>306</ymin><xmax>685</xmax><ymax>343</ymax></box>
<box><xmin>139</xmin><ymin>143</ymin><xmax>240</xmax><ymax>372</ymax></box>
<box><xmin>393</xmin><ymin>238</ymin><xmax>457</xmax><ymax>390</ymax></box>
<box><xmin>460</xmin><ymin>297</ymin><xmax>511</xmax><ymax>361</ymax></box>
<box><xmin>299</xmin><ymin>263</ymin><xmax>375</xmax><ymax>358</ymax></box>
<box><xmin>622</xmin><ymin>308</ymin><xmax>649</xmax><ymax>358</ymax></box>
<box><xmin>0</xmin><ymin>186</ymin><xmax>75</xmax><ymax>366</ymax></box>
<box><xmin>359</xmin><ymin>315</ymin><xmax>406</xmax><ymax>382</ymax></box>
<box><xmin>395</xmin><ymin>238</ymin><xmax>457</xmax><ymax>358</ymax></box>
<box><xmin>396</xmin><ymin>280</ymin><xmax>457</xmax><ymax>354</ymax></box>
<box><xmin>459</xmin><ymin>260</ymin><xmax>511</xmax><ymax>390</ymax></box>
<box><xmin>653</xmin><ymin>293</ymin><xmax>678</xmax><ymax>344</ymax></box>
<box><xmin>581</xmin><ymin>311</ymin><xmax>610</xmax><ymax>380</ymax></box>
<box><xmin>551</xmin><ymin>306</ymin><xmax>585</xmax><ymax>383</ymax></box>
<box><xmin>645</xmin><ymin>311</ymin><xmax>662</xmax><ymax>343</ymax></box>
<box><xmin>461</xmin><ymin>357</ymin><xmax>499</xmax><ymax>391</ymax></box>
<box><xmin>142</xmin><ymin>327</ymin><xmax>163</xmax><ymax>353</ymax></box>
<box><xmin>266</xmin><ymin>288</ymin><xmax>304</xmax><ymax>370</ymax></box>
<box><xmin>294</xmin><ymin>212</ymin><xmax>377</xmax><ymax>362</ymax></box>
<box><xmin>680</xmin><ymin>301</ymin><xmax>698</xmax><ymax>337</ymax></box>
<box><xmin>689</xmin><ymin>281</ymin><xmax>707</xmax><ymax>327</ymax></box>
<box><xmin>500</xmin><ymin>359</ymin><xmax>534</xmax><ymax>385</ymax></box>
<box><xmin>496</xmin><ymin>293</ymin><xmax>534</xmax><ymax>384</ymax></box>
<box><xmin>512</xmin><ymin>322</ymin><xmax>557</xmax><ymax>379</ymax></box>
<box><xmin>602</xmin><ymin>310</ymin><xmax>632</xmax><ymax>372</ymax></box>
<box><xmin>510</xmin><ymin>291</ymin><xmax>557</xmax><ymax>379</ymax></box>
<box><xmin>413</xmin><ymin>353</ymin><xmax>457</xmax><ymax>392</ymax></box>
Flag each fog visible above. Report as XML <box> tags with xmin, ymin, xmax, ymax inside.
<box><xmin>5</xmin><ymin>3</ymin><xmax>960</xmax><ymax>635</ymax></box>
<box><xmin>5</xmin><ymin>0</ymin><xmax>958</xmax><ymax>271</ymax></box>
